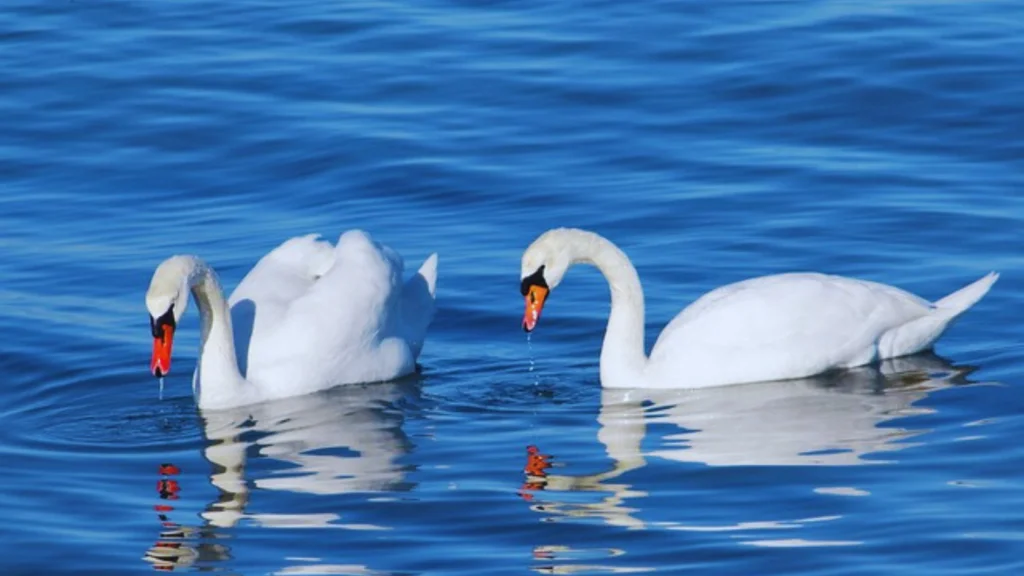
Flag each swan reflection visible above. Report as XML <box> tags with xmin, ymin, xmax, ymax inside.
<box><xmin>523</xmin><ymin>354</ymin><xmax>975</xmax><ymax>530</ymax></box>
<box><xmin>202</xmin><ymin>380</ymin><xmax>417</xmax><ymax>528</ymax></box>
<box><xmin>144</xmin><ymin>380</ymin><xmax>418</xmax><ymax>571</ymax></box>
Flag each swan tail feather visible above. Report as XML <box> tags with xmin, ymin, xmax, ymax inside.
<box><xmin>878</xmin><ymin>272</ymin><xmax>998</xmax><ymax>359</ymax></box>
<box><xmin>934</xmin><ymin>271</ymin><xmax>999</xmax><ymax>313</ymax></box>
<box><xmin>417</xmin><ymin>253</ymin><xmax>438</xmax><ymax>298</ymax></box>
<box><xmin>400</xmin><ymin>253</ymin><xmax>438</xmax><ymax>358</ymax></box>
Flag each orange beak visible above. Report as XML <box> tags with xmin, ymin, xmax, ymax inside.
<box><xmin>522</xmin><ymin>285</ymin><xmax>549</xmax><ymax>332</ymax></box>
<box><xmin>151</xmin><ymin>324</ymin><xmax>174</xmax><ymax>377</ymax></box>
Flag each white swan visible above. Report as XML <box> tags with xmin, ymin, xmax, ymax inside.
<box><xmin>520</xmin><ymin>228</ymin><xmax>997</xmax><ymax>389</ymax></box>
<box><xmin>145</xmin><ymin>230</ymin><xmax>438</xmax><ymax>410</ymax></box>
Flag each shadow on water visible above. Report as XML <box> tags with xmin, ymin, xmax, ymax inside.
<box><xmin>518</xmin><ymin>353</ymin><xmax>980</xmax><ymax>531</ymax></box>
<box><xmin>142</xmin><ymin>379</ymin><xmax>421</xmax><ymax>572</ymax></box>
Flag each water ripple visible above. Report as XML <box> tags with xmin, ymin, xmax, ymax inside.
<box><xmin>2</xmin><ymin>0</ymin><xmax>1023</xmax><ymax>573</ymax></box>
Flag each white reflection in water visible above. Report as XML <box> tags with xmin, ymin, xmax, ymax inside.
<box><xmin>201</xmin><ymin>380</ymin><xmax>417</xmax><ymax>528</ymax></box>
<box><xmin>530</xmin><ymin>545</ymin><xmax>653</xmax><ymax>574</ymax></box>
<box><xmin>639</xmin><ymin>354</ymin><xmax>972</xmax><ymax>467</ymax></box>
<box><xmin>524</xmin><ymin>354</ymin><xmax>976</xmax><ymax>533</ymax></box>
<box><xmin>144</xmin><ymin>380</ymin><xmax>417</xmax><ymax>572</ymax></box>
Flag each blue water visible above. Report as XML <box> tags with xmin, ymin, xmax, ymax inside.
<box><xmin>2</xmin><ymin>0</ymin><xmax>1023</xmax><ymax>573</ymax></box>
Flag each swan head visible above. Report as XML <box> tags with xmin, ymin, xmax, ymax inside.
<box><xmin>145</xmin><ymin>256</ymin><xmax>193</xmax><ymax>378</ymax></box>
<box><xmin>520</xmin><ymin>229</ymin><xmax>575</xmax><ymax>332</ymax></box>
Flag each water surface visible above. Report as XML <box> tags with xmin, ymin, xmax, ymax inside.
<box><xmin>2</xmin><ymin>0</ymin><xmax>1023</xmax><ymax>574</ymax></box>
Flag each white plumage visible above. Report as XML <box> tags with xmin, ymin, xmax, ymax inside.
<box><xmin>146</xmin><ymin>230</ymin><xmax>438</xmax><ymax>410</ymax></box>
<box><xmin>520</xmin><ymin>228</ymin><xmax>996</xmax><ymax>389</ymax></box>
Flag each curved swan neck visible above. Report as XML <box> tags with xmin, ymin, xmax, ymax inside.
<box><xmin>184</xmin><ymin>257</ymin><xmax>247</xmax><ymax>408</ymax></box>
<box><xmin>560</xmin><ymin>230</ymin><xmax>647</xmax><ymax>386</ymax></box>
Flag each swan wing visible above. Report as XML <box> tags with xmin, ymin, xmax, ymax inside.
<box><xmin>228</xmin><ymin>234</ymin><xmax>335</xmax><ymax>324</ymax></box>
<box><xmin>226</xmin><ymin>234</ymin><xmax>335</xmax><ymax>377</ymax></box>
<box><xmin>646</xmin><ymin>273</ymin><xmax>933</xmax><ymax>387</ymax></box>
<box><xmin>245</xmin><ymin>230</ymin><xmax>434</xmax><ymax>395</ymax></box>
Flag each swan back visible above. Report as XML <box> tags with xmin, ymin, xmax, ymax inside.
<box><xmin>225</xmin><ymin>230</ymin><xmax>438</xmax><ymax>399</ymax></box>
<box><xmin>647</xmin><ymin>273</ymin><xmax>934</xmax><ymax>387</ymax></box>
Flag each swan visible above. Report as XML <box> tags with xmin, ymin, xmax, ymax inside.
<box><xmin>145</xmin><ymin>230</ymin><xmax>438</xmax><ymax>410</ymax></box>
<box><xmin>520</xmin><ymin>228</ymin><xmax>997</xmax><ymax>389</ymax></box>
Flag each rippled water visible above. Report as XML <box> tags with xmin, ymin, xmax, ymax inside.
<box><xmin>2</xmin><ymin>0</ymin><xmax>1024</xmax><ymax>574</ymax></box>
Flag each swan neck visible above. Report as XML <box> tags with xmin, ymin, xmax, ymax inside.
<box><xmin>568</xmin><ymin>232</ymin><xmax>647</xmax><ymax>387</ymax></box>
<box><xmin>187</xmin><ymin>258</ymin><xmax>246</xmax><ymax>406</ymax></box>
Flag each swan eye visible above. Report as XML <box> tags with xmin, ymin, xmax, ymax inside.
<box><xmin>150</xmin><ymin>305</ymin><xmax>176</xmax><ymax>340</ymax></box>
<box><xmin>520</xmin><ymin>265</ymin><xmax>548</xmax><ymax>296</ymax></box>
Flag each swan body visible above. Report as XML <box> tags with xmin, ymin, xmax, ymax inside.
<box><xmin>145</xmin><ymin>230</ymin><xmax>438</xmax><ymax>410</ymax></box>
<box><xmin>520</xmin><ymin>228</ymin><xmax>997</xmax><ymax>389</ymax></box>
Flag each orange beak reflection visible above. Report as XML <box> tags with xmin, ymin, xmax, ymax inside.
<box><xmin>522</xmin><ymin>285</ymin><xmax>549</xmax><ymax>332</ymax></box>
<box><xmin>151</xmin><ymin>324</ymin><xmax>174</xmax><ymax>377</ymax></box>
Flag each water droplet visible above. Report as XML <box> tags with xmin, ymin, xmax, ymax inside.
<box><xmin>527</xmin><ymin>332</ymin><xmax>535</xmax><ymax>373</ymax></box>
<box><xmin>159</xmin><ymin>377</ymin><xmax>165</xmax><ymax>400</ymax></box>
<box><xmin>525</xmin><ymin>333</ymin><xmax>540</xmax><ymax>386</ymax></box>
